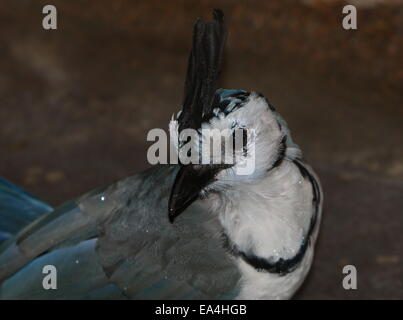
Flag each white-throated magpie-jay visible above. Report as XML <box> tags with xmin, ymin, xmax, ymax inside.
<box><xmin>0</xmin><ymin>9</ymin><xmax>322</xmax><ymax>300</ymax></box>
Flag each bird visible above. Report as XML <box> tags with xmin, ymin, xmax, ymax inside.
<box><xmin>0</xmin><ymin>9</ymin><xmax>322</xmax><ymax>300</ymax></box>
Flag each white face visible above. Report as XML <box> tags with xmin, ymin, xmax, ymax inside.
<box><xmin>171</xmin><ymin>92</ymin><xmax>286</xmax><ymax>188</ymax></box>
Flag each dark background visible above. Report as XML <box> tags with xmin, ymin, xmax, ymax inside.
<box><xmin>0</xmin><ymin>0</ymin><xmax>402</xmax><ymax>299</ymax></box>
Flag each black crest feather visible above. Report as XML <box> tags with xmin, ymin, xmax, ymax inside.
<box><xmin>178</xmin><ymin>9</ymin><xmax>226</xmax><ymax>132</ymax></box>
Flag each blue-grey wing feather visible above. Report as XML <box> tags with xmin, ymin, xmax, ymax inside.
<box><xmin>0</xmin><ymin>166</ymin><xmax>240</xmax><ymax>299</ymax></box>
<box><xmin>0</xmin><ymin>177</ymin><xmax>52</xmax><ymax>244</ymax></box>
<box><xmin>96</xmin><ymin>166</ymin><xmax>241</xmax><ymax>299</ymax></box>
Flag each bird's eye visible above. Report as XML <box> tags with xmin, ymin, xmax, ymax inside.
<box><xmin>232</xmin><ymin>128</ymin><xmax>248</xmax><ymax>156</ymax></box>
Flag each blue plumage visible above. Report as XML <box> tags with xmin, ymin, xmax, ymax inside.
<box><xmin>0</xmin><ymin>178</ymin><xmax>52</xmax><ymax>244</ymax></box>
<box><xmin>0</xmin><ymin>166</ymin><xmax>240</xmax><ymax>299</ymax></box>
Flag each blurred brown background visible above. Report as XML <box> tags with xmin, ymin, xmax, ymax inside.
<box><xmin>0</xmin><ymin>0</ymin><xmax>402</xmax><ymax>299</ymax></box>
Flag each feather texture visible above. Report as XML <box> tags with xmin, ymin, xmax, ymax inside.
<box><xmin>178</xmin><ymin>9</ymin><xmax>226</xmax><ymax>133</ymax></box>
<box><xmin>0</xmin><ymin>178</ymin><xmax>52</xmax><ymax>245</ymax></box>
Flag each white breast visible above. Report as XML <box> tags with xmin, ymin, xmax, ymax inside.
<box><xmin>215</xmin><ymin>160</ymin><xmax>322</xmax><ymax>299</ymax></box>
<box><xmin>219</xmin><ymin>161</ymin><xmax>314</xmax><ymax>259</ymax></box>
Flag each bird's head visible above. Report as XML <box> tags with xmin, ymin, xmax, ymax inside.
<box><xmin>168</xmin><ymin>10</ymin><xmax>297</xmax><ymax>222</ymax></box>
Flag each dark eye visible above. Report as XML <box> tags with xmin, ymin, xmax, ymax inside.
<box><xmin>232</xmin><ymin>128</ymin><xmax>248</xmax><ymax>156</ymax></box>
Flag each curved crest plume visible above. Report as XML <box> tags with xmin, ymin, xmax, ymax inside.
<box><xmin>178</xmin><ymin>9</ymin><xmax>227</xmax><ymax>133</ymax></box>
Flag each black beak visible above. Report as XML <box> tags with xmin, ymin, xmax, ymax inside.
<box><xmin>168</xmin><ymin>164</ymin><xmax>228</xmax><ymax>223</ymax></box>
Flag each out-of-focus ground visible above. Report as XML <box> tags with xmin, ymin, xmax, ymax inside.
<box><xmin>0</xmin><ymin>0</ymin><xmax>402</xmax><ymax>299</ymax></box>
